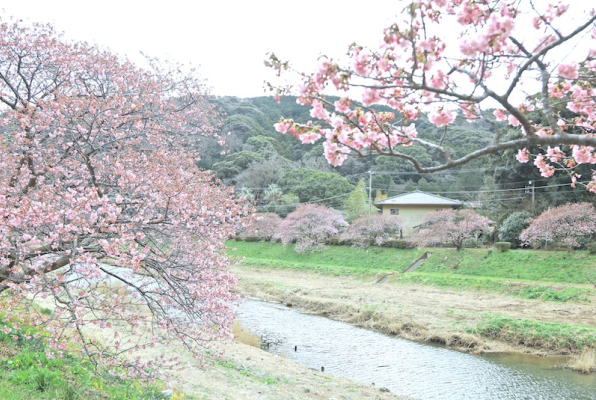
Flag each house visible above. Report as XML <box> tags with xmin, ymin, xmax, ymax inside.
<box><xmin>373</xmin><ymin>190</ymin><xmax>462</xmax><ymax>237</ymax></box>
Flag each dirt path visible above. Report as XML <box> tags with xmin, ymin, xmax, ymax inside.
<box><xmin>233</xmin><ymin>266</ymin><xmax>596</xmax><ymax>356</ymax></box>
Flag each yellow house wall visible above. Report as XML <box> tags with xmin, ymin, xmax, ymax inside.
<box><xmin>380</xmin><ymin>204</ymin><xmax>453</xmax><ymax>237</ymax></box>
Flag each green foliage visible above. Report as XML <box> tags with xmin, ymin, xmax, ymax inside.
<box><xmin>212</xmin><ymin>151</ymin><xmax>261</xmax><ymax>180</ymax></box>
<box><xmin>0</xmin><ymin>320</ymin><xmax>170</xmax><ymax>400</ymax></box>
<box><xmin>278</xmin><ymin>168</ymin><xmax>354</xmax><ymax>209</ymax></box>
<box><xmin>493</xmin><ymin>242</ymin><xmax>512</xmax><ymax>252</ymax></box>
<box><xmin>245</xmin><ymin>135</ymin><xmax>277</xmax><ymax>153</ymax></box>
<box><xmin>382</xmin><ymin>240</ymin><xmax>416</xmax><ymax>249</ymax></box>
<box><xmin>259</xmin><ymin>193</ymin><xmax>300</xmax><ymax>217</ymax></box>
<box><xmin>587</xmin><ymin>243</ymin><xmax>596</xmax><ymax>255</ymax></box>
<box><xmin>343</xmin><ymin>180</ymin><xmax>370</xmax><ymax>221</ymax></box>
<box><xmin>498</xmin><ymin>211</ymin><xmax>532</xmax><ymax>248</ymax></box>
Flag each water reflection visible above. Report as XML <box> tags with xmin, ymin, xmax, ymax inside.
<box><xmin>238</xmin><ymin>300</ymin><xmax>596</xmax><ymax>400</ymax></box>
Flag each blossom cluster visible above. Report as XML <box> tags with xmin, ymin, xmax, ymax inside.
<box><xmin>266</xmin><ymin>1</ymin><xmax>596</xmax><ymax>192</ymax></box>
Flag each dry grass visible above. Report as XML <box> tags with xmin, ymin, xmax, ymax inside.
<box><xmin>566</xmin><ymin>350</ymin><xmax>596</xmax><ymax>373</ymax></box>
<box><xmin>232</xmin><ymin>321</ymin><xmax>261</xmax><ymax>348</ymax></box>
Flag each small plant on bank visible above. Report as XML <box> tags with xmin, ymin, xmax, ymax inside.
<box><xmin>494</xmin><ymin>242</ymin><xmax>512</xmax><ymax>252</ymax></box>
<box><xmin>566</xmin><ymin>350</ymin><xmax>596</xmax><ymax>373</ymax></box>
<box><xmin>586</xmin><ymin>243</ymin><xmax>596</xmax><ymax>255</ymax></box>
<box><xmin>0</xmin><ymin>316</ymin><xmax>170</xmax><ymax>399</ymax></box>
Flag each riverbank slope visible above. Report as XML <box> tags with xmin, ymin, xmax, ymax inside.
<box><xmin>229</xmin><ymin>242</ymin><xmax>596</xmax><ymax>359</ymax></box>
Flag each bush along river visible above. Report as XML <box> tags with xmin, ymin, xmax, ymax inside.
<box><xmin>237</xmin><ymin>300</ymin><xmax>596</xmax><ymax>400</ymax></box>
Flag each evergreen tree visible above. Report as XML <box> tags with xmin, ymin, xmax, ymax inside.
<box><xmin>344</xmin><ymin>180</ymin><xmax>370</xmax><ymax>221</ymax></box>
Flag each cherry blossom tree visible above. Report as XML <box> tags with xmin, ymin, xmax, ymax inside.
<box><xmin>412</xmin><ymin>209</ymin><xmax>493</xmax><ymax>250</ymax></box>
<box><xmin>238</xmin><ymin>212</ymin><xmax>282</xmax><ymax>241</ymax></box>
<box><xmin>279</xmin><ymin>204</ymin><xmax>348</xmax><ymax>253</ymax></box>
<box><xmin>341</xmin><ymin>214</ymin><xmax>402</xmax><ymax>246</ymax></box>
<box><xmin>266</xmin><ymin>1</ymin><xmax>596</xmax><ymax>191</ymax></box>
<box><xmin>520</xmin><ymin>203</ymin><xmax>596</xmax><ymax>248</ymax></box>
<box><xmin>0</xmin><ymin>19</ymin><xmax>250</xmax><ymax>378</ymax></box>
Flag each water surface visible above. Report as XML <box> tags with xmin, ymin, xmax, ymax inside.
<box><xmin>238</xmin><ymin>300</ymin><xmax>596</xmax><ymax>400</ymax></box>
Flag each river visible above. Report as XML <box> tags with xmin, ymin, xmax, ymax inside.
<box><xmin>237</xmin><ymin>299</ymin><xmax>596</xmax><ymax>400</ymax></box>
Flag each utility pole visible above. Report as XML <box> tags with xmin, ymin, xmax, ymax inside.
<box><xmin>527</xmin><ymin>180</ymin><xmax>535</xmax><ymax>211</ymax></box>
<box><xmin>545</xmin><ymin>206</ymin><xmax>550</xmax><ymax>249</ymax></box>
<box><xmin>368</xmin><ymin>170</ymin><xmax>373</xmax><ymax>214</ymax></box>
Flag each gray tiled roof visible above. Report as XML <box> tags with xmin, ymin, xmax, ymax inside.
<box><xmin>373</xmin><ymin>190</ymin><xmax>461</xmax><ymax>207</ymax></box>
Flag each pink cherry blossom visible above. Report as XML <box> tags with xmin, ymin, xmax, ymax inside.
<box><xmin>310</xmin><ymin>99</ymin><xmax>330</xmax><ymax>120</ymax></box>
<box><xmin>0</xmin><ymin>18</ymin><xmax>249</xmax><ymax>378</ymax></box>
<box><xmin>265</xmin><ymin>1</ymin><xmax>596</xmax><ymax>190</ymax></box>
<box><xmin>557</xmin><ymin>62</ymin><xmax>579</xmax><ymax>79</ymax></box>
<box><xmin>493</xmin><ymin>109</ymin><xmax>507</xmax><ymax>122</ymax></box>
<box><xmin>516</xmin><ymin>148</ymin><xmax>530</xmax><ymax>163</ymax></box>
<box><xmin>508</xmin><ymin>115</ymin><xmax>521</xmax><ymax>126</ymax></box>
<box><xmin>429</xmin><ymin>108</ymin><xmax>456</xmax><ymax>127</ymax></box>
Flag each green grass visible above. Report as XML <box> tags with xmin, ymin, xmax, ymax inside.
<box><xmin>469</xmin><ymin>314</ymin><xmax>596</xmax><ymax>351</ymax></box>
<box><xmin>0</xmin><ymin>320</ymin><xmax>181</xmax><ymax>400</ymax></box>
<box><xmin>228</xmin><ymin>241</ymin><xmax>596</xmax><ymax>302</ymax></box>
<box><xmin>227</xmin><ymin>240</ymin><xmax>424</xmax><ymax>275</ymax></box>
<box><xmin>419</xmin><ymin>248</ymin><xmax>596</xmax><ymax>284</ymax></box>
<box><xmin>399</xmin><ymin>273</ymin><xmax>592</xmax><ymax>302</ymax></box>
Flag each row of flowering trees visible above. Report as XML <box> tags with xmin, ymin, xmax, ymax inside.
<box><xmin>238</xmin><ymin>205</ymin><xmax>403</xmax><ymax>253</ymax></box>
<box><xmin>240</xmin><ymin>204</ymin><xmax>494</xmax><ymax>253</ymax></box>
<box><xmin>241</xmin><ymin>202</ymin><xmax>596</xmax><ymax>253</ymax></box>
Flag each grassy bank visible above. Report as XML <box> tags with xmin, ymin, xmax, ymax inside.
<box><xmin>227</xmin><ymin>241</ymin><xmax>596</xmax><ymax>302</ymax></box>
<box><xmin>469</xmin><ymin>315</ymin><xmax>596</xmax><ymax>352</ymax></box>
<box><xmin>0</xmin><ymin>318</ymin><xmax>180</xmax><ymax>400</ymax></box>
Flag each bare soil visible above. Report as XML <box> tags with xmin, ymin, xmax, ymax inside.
<box><xmin>232</xmin><ymin>266</ymin><xmax>596</xmax><ymax>356</ymax></box>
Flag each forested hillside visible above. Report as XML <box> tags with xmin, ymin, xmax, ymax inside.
<box><xmin>201</xmin><ymin>96</ymin><xmax>593</xmax><ymax>223</ymax></box>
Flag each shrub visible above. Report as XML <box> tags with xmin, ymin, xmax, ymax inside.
<box><xmin>498</xmin><ymin>211</ymin><xmax>532</xmax><ymax>248</ymax></box>
<box><xmin>493</xmin><ymin>242</ymin><xmax>512</xmax><ymax>252</ymax></box>
<box><xmin>383</xmin><ymin>240</ymin><xmax>416</xmax><ymax>249</ymax></box>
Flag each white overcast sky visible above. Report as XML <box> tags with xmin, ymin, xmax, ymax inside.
<box><xmin>1</xmin><ymin>0</ymin><xmax>399</xmax><ymax>98</ymax></box>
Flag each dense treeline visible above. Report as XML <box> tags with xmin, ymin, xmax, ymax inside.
<box><xmin>201</xmin><ymin>96</ymin><xmax>594</xmax><ymax>226</ymax></box>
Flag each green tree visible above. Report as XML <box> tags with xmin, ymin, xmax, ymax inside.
<box><xmin>278</xmin><ymin>168</ymin><xmax>354</xmax><ymax>209</ymax></box>
<box><xmin>259</xmin><ymin>193</ymin><xmax>300</xmax><ymax>217</ymax></box>
<box><xmin>498</xmin><ymin>211</ymin><xmax>533</xmax><ymax>248</ymax></box>
<box><xmin>212</xmin><ymin>151</ymin><xmax>261</xmax><ymax>181</ymax></box>
<box><xmin>344</xmin><ymin>180</ymin><xmax>370</xmax><ymax>221</ymax></box>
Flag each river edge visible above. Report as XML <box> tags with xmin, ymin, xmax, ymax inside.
<box><xmin>232</xmin><ymin>265</ymin><xmax>596</xmax><ymax>362</ymax></box>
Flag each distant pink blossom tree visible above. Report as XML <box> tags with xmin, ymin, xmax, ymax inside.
<box><xmin>520</xmin><ymin>203</ymin><xmax>596</xmax><ymax>248</ymax></box>
<box><xmin>412</xmin><ymin>209</ymin><xmax>493</xmax><ymax>250</ymax></box>
<box><xmin>266</xmin><ymin>1</ymin><xmax>596</xmax><ymax>192</ymax></box>
<box><xmin>279</xmin><ymin>204</ymin><xmax>348</xmax><ymax>253</ymax></box>
<box><xmin>238</xmin><ymin>212</ymin><xmax>282</xmax><ymax>241</ymax></box>
<box><xmin>341</xmin><ymin>214</ymin><xmax>402</xmax><ymax>247</ymax></box>
<box><xmin>0</xmin><ymin>19</ymin><xmax>250</xmax><ymax>378</ymax></box>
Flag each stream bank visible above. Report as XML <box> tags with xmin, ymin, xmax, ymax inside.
<box><xmin>232</xmin><ymin>265</ymin><xmax>596</xmax><ymax>358</ymax></box>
